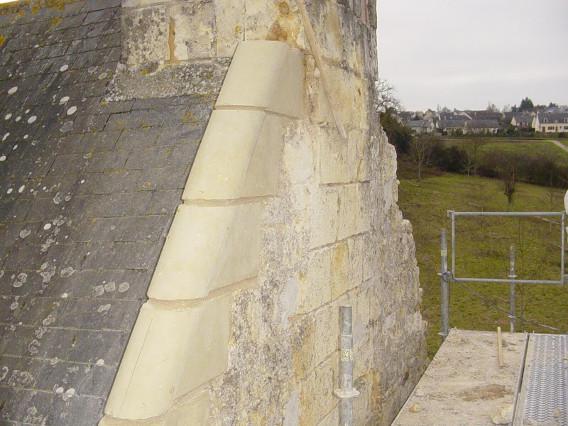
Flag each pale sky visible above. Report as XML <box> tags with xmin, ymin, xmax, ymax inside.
<box><xmin>378</xmin><ymin>0</ymin><xmax>568</xmax><ymax>111</ymax></box>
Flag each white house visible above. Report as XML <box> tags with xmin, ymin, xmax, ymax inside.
<box><xmin>533</xmin><ymin>112</ymin><xmax>568</xmax><ymax>133</ymax></box>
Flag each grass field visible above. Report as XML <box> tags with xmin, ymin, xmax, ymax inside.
<box><xmin>397</xmin><ymin>165</ymin><xmax>568</xmax><ymax>358</ymax></box>
<box><xmin>442</xmin><ymin>138</ymin><xmax>568</xmax><ymax>167</ymax></box>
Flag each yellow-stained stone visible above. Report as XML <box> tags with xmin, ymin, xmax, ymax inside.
<box><xmin>148</xmin><ymin>203</ymin><xmax>262</xmax><ymax>300</ymax></box>
<box><xmin>104</xmin><ymin>295</ymin><xmax>231</xmax><ymax>420</ymax></box>
<box><xmin>216</xmin><ymin>41</ymin><xmax>304</xmax><ymax>118</ymax></box>
<box><xmin>183</xmin><ymin>110</ymin><xmax>285</xmax><ymax>200</ymax></box>
<box><xmin>309</xmin><ymin>187</ymin><xmax>339</xmax><ymax>249</ymax></box>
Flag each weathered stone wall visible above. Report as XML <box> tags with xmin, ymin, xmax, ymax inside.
<box><xmin>102</xmin><ymin>0</ymin><xmax>427</xmax><ymax>424</ymax></box>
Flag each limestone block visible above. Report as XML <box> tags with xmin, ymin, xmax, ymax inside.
<box><xmin>100</xmin><ymin>390</ymin><xmax>210</xmax><ymax>425</ymax></box>
<box><xmin>318</xmin><ymin>126</ymin><xmax>350</xmax><ymax>184</ymax></box>
<box><xmin>321</xmin><ymin>63</ymin><xmax>368</xmax><ymax>131</ymax></box>
<box><xmin>297</xmin><ymin>247</ymin><xmax>332</xmax><ymax>314</ymax></box>
<box><xmin>169</xmin><ymin>2</ymin><xmax>215</xmax><ymax>61</ymax></box>
<box><xmin>338</xmin><ymin>183</ymin><xmax>370</xmax><ymax>240</ymax></box>
<box><xmin>299</xmin><ymin>353</ymin><xmax>338</xmax><ymax>425</ymax></box>
<box><xmin>148</xmin><ymin>202</ymin><xmax>262</xmax><ymax>300</ymax></box>
<box><xmin>214</xmin><ymin>0</ymin><xmax>245</xmax><ymax>57</ymax></box>
<box><xmin>314</xmin><ymin>303</ymin><xmax>339</xmax><ymax>364</ymax></box>
<box><xmin>362</xmin><ymin>233</ymin><xmax>375</xmax><ymax>282</ymax></box>
<box><xmin>330</xmin><ymin>240</ymin><xmax>349</xmax><ymax>300</ymax></box>
<box><xmin>347</xmin><ymin>235</ymin><xmax>364</xmax><ymax>290</ymax></box>
<box><xmin>307</xmin><ymin>0</ymin><xmax>344</xmax><ymax>63</ymax></box>
<box><xmin>291</xmin><ymin>304</ymin><xmax>338</xmax><ymax>379</ymax></box>
<box><xmin>183</xmin><ymin>111</ymin><xmax>285</xmax><ymax>200</ymax></box>
<box><xmin>282</xmin><ymin>123</ymin><xmax>314</xmax><ymax>185</ymax></box>
<box><xmin>349</xmin><ymin>128</ymin><xmax>371</xmax><ymax>182</ymax></box>
<box><xmin>164</xmin><ymin>389</ymin><xmax>211</xmax><ymax>425</ymax></box>
<box><xmin>309</xmin><ymin>187</ymin><xmax>339</xmax><ymax>249</ymax></box>
<box><xmin>339</xmin><ymin>6</ymin><xmax>365</xmax><ymax>73</ymax></box>
<box><xmin>122</xmin><ymin>6</ymin><xmax>168</xmax><ymax>66</ymax></box>
<box><xmin>104</xmin><ymin>295</ymin><xmax>231</xmax><ymax>420</ymax></box>
<box><xmin>216</xmin><ymin>41</ymin><xmax>304</xmax><ymax>118</ymax></box>
<box><xmin>318</xmin><ymin>126</ymin><xmax>369</xmax><ymax>184</ymax></box>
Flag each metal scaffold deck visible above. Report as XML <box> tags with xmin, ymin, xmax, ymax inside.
<box><xmin>393</xmin><ymin>330</ymin><xmax>568</xmax><ymax>426</ymax></box>
<box><xmin>515</xmin><ymin>334</ymin><xmax>568</xmax><ymax>425</ymax></box>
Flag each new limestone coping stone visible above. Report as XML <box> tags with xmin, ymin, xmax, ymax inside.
<box><xmin>183</xmin><ymin>111</ymin><xmax>286</xmax><ymax>200</ymax></box>
<box><xmin>216</xmin><ymin>40</ymin><xmax>304</xmax><ymax>118</ymax></box>
<box><xmin>147</xmin><ymin>202</ymin><xmax>263</xmax><ymax>300</ymax></box>
<box><xmin>102</xmin><ymin>40</ymin><xmax>304</xmax><ymax>422</ymax></box>
<box><xmin>104</xmin><ymin>294</ymin><xmax>232</xmax><ymax>419</ymax></box>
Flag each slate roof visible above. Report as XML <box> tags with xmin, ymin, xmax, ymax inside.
<box><xmin>465</xmin><ymin>119</ymin><xmax>500</xmax><ymax>129</ymax></box>
<box><xmin>539</xmin><ymin>112</ymin><xmax>568</xmax><ymax>123</ymax></box>
<box><xmin>438</xmin><ymin>119</ymin><xmax>467</xmax><ymax>129</ymax></box>
<box><xmin>406</xmin><ymin>120</ymin><xmax>431</xmax><ymax>129</ymax></box>
<box><xmin>0</xmin><ymin>1</ymin><xmax>222</xmax><ymax>424</ymax></box>
<box><xmin>466</xmin><ymin>110</ymin><xmax>503</xmax><ymax>121</ymax></box>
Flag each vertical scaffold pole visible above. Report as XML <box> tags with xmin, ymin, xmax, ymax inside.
<box><xmin>335</xmin><ymin>306</ymin><xmax>359</xmax><ymax>426</ymax></box>
<box><xmin>561</xmin><ymin>213</ymin><xmax>565</xmax><ymax>284</ymax></box>
<box><xmin>440</xmin><ymin>229</ymin><xmax>449</xmax><ymax>340</ymax></box>
<box><xmin>509</xmin><ymin>244</ymin><xmax>516</xmax><ymax>333</ymax></box>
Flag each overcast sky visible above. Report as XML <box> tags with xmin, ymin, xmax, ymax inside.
<box><xmin>378</xmin><ymin>0</ymin><xmax>568</xmax><ymax>111</ymax></box>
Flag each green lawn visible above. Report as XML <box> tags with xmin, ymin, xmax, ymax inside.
<box><xmin>398</xmin><ymin>168</ymin><xmax>567</xmax><ymax>358</ymax></box>
<box><xmin>442</xmin><ymin>138</ymin><xmax>568</xmax><ymax>167</ymax></box>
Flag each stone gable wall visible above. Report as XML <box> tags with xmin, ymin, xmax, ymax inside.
<box><xmin>100</xmin><ymin>0</ymin><xmax>427</xmax><ymax>424</ymax></box>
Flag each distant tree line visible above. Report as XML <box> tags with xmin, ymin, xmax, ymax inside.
<box><xmin>380</xmin><ymin>106</ymin><xmax>568</xmax><ymax>191</ymax></box>
<box><xmin>435</xmin><ymin>148</ymin><xmax>568</xmax><ymax>189</ymax></box>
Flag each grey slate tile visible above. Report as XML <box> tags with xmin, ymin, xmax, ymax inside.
<box><xmin>0</xmin><ymin>0</ymin><xmax>220</xmax><ymax>423</ymax></box>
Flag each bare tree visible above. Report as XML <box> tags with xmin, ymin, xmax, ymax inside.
<box><xmin>463</xmin><ymin>138</ymin><xmax>486</xmax><ymax>176</ymax></box>
<box><xmin>503</xmin><ymin>169</ymin><xmax>516</xmax><ymax>205</ymax></box>
<box><xmin>375</xmin><ymin>78</ymin><xmax>401</xmax><ymax>113</ymax></box>
<box><xmin>409</xmin><ymin>134</ymin><xmax>439</xmax><ymax>181</ymax></box>
<box><xmin>493</xmin><ymin>153</ymin><xmax>518</xmax><ymax>205</ymax></box>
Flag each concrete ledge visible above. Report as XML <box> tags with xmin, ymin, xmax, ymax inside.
<box><xmin>216</xmin><ymin>41</ymin><xmax>304</xmax><ymax>118</ymax></box>
<box><xmin>105</xmin><ymin>295</ymin><xmax>231</xmax><ymax>420</ymax></box>
<box><xmin>147</xmin><ymin>202</ymin><xmax>263</xmax><ymax>300</ymax></box>
<box><xmin>183</xmin><ymin>110</ymin><xmax>285</xmax><ymax>200</ymax></box>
